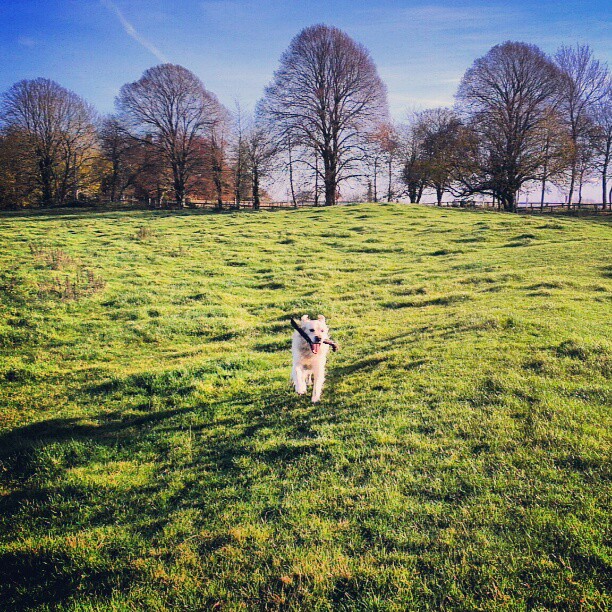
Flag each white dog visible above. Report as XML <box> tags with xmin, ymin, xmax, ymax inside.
<box><xmin>291</xmin><ymin>315</ymin><xmax>336</xmax><ymax>403</ymax></box>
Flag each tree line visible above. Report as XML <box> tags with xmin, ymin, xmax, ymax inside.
<box><xmin>1</xmin><ymin>25</ymin><xmax>610</xmax><ymax>212</ymax></box>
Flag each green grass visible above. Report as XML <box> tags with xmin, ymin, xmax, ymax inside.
<box><xmin>0</xmin><ymin>204</ymin><xmax>610</xmax><ymax>610</ymax></box>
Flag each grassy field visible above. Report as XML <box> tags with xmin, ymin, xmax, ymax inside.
<box><xmin>0</xmin><ymin>203</ymin><xmax>610</xmax><ymax>610</ymax></box>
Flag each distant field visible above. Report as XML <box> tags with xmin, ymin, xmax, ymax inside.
<box><xmin>0</xmin><ymin>204</ymin><xmax>610</xmax><ymax>610</ymax></box>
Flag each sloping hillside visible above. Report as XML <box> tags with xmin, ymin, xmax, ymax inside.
<box><xmin>0</xmin><ymin>204</ymin><xmax>610</xmax><ymax>609</ymax></box>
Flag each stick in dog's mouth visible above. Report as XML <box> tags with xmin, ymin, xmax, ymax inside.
<box><xmin>290</xmin><ymin>318</ymin><xmax>338</xmax><ymax>354</ymax></box>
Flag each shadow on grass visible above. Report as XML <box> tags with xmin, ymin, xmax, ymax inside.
<box><xmin>332</xmin><ymin>356</ymin><xmax>386</xmax><ymax>377</ymax></box>
<box><xmin>0</xmin><ymin>408</ymin><xmax>187</xmax><ymax>460</ymax></box>
<box><xmin>0</xmin><ymin>548</ymin><xmax>135</xmax><ymax>611</ymax></box>
<box><xmin>0</xmin><ymin>378</ymin><xmax>350</xmax><ymax>607</ymax></box>
<box><xmin>1</xmin><ymin>362</ymin><xmax>609</xmax><ymax>609</ymax></box>
<box><xmin>383</xmin><ymin>294</ymin><xmax>471</xmax><ymax>309</ymax></box>
<box><xmin>0</xmin><ymin>406</ymin><xmax>190</xmax><ymax>608</ymax></box>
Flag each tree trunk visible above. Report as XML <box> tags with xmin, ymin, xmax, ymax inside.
<box><xmin>540</xmin><ymin>135</ymin><xmax>549</xmax><ymax>210</ymax></box>
<box><xmin>324</xmin><ymin>178</ymin><xmax>336</xmax><ymax>206</ymax></box>
<box><xmin>57</xmin><ymin>154</ymin><xmax>71</xmax><ymax>206</ymax></box>
<box><xmin>387</xmin><ymin>157</ymin><xmax>393</xmax><ymax>202</ymax></box>
<box><xmin>211</xmin><ymin>154</ymin><xmax>223</xmax><ymax>210</ymax></box>
<box><xmin>235</xmin><ymin>139</ymin><xmax>243</xmax><ymax>209</ymax></box>
<box><xmin>252</xmin><ymin>165</ymin><xmax>260</xmax><ymax>210</ymax></box>
<box><xmin>314</xmin><ymin>155</ymin><xmax>319</xmax><ymax>206</ymax></box>
<box><xmin>567</xmin><ymin>159</ymin><xmax>576</xmax><ymax>205</ymax></box>
<box><xmin>288</xmin><ymin>144</ymin><xmax>297</xmax><ymax>207</ymax></box>
<box><xmin>323</xmin><ymin>153</ymin><xmax>337</xmax><ymax>206</ymax></box>
<box><xmin>71</xmin><ymin>152</ymin><xmax>79</xmax><ymax>204</ymax></box>
<box><xmin>171</xmin><ymin>161</ymin><xmax>186</xmax><ymax>207</ymax></box>
<box><xmin>372</xmin><ymin>158</ymin><xmax>378</xmax><ymax>202</ymax></box>
<box><xmin>110</xmin><ymin>159</ymin><xmax>119</xmax><ymax>203</ymax></box>
<box><xmin>174</xmin><ymin>180</ymin><xmax>185</xmax><ymax>207</ymax></box>
<box><xmin>417</xmin><ymin>184</ymin><xmax>424</xmax><ymax>203</ymax></box>
<box><xmin>38</xmin><ymin>154</ymin><xmax>55</xmax><ymax>207</ymax></box>
<box><xmin>234</xmin><ymin>169</ymin><xmax>241</xmax><ymax>209</ymax></box>
<box><xmin>213</xmin><ymin>169</ymin><xmax>223</xmax><ymax>210</ymax></box>
<box><xmin>503</xmin><ymin>191</ymin><xmax>517</xmax><ymax>212</ymax></box>
<box><xmin>602</xmin><ymin>142</ymin><xmax>609</xmax><ymax>209</ymax></box>
<box><xmin>436</xmin><ymin>186</ymin><xmax>443</xmax><ymax>206</ymax></box>
<box><xmin>407</xmin><ymin>184</ymin><xmax>419</xmax><ymax>203</ymax></box>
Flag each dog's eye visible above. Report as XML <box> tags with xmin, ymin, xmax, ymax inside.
<box><xmin>310</xmin><ymin>328</ymin><xmax>315</xmax><ymax>332</ymax></box>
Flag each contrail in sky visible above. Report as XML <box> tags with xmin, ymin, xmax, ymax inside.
<box><xmin>101</xmin><ymin>0</ymin><xmax>168</xmax><ymax>63</ymax></box>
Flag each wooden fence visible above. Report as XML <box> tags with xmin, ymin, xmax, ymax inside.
<box><xmin>422</xmin><ymin>200</ymin><xmax>610</xmax><ymax>213</ymax></box>
<box><xmin>112</xmin><ymin>197</ymin><xmax>611</xmax><ymax>214</ymax></box>
<box><xmin>188</xmin><ymin>199</ymin><xmax>319</xmax><ymax>210</ymax></box>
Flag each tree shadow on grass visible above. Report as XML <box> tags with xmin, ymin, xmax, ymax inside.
<box><xmin>332</xmin><ymin>356</ymin><xmax>386</xmax><ymax>377</ymax></box>
<box><xmin>2</xmin><ymin>370</ymin><xmax>610</xmax><ymax>609</ymax></box>
<box><xmin>0</xmin><ymin>378</ymin><xmax>351</xmax><ymax>607</ymax></box>
<box><xmin>0</xmin><ymin>405</ymin><xmax>208</xmax><ymax>608</ymax></box>
<box><xmin>0</xmin><ymin>408</ymin><xmax>187</xmax><ymax>461</ymax></box>
<box><xmin>0</xmin><ymin>548</ymin><xmax>136</xmax><ymax>611</ymax></box>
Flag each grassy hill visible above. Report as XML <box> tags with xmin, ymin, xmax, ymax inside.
<box><xmin>0</xmin><ymin>204</ymin><xmax>610</xmax><ymax>610</ymax></box>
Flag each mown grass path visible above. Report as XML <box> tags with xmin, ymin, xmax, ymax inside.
<box><xmin>0</xmin><ymin>204</ymin><xmax>610</xmax><ymax>610</ymax></box>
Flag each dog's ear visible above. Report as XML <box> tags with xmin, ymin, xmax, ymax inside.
<box><xmin>317</xmin><ymin>315</ymin><xmax>326</xmax><ymax>323</ymax></box>
<box><xmin>301</xmin><ymin>315</ymin><xmax>310</xmax><ymax>322</ymax></box>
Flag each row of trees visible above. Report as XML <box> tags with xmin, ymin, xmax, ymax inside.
<box><xmin>368</xmin><ymin>42</ymin><xmax>611</xmax><ymax>211</ymax></box>
<box><xmin>1</xmin><ymin>25</ymin><xmax>611</xmax><ymax>212</ymax></box>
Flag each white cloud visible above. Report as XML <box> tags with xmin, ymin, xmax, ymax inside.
<box><xmin>100</xmin><ymin>0</ymin><xmax>168</xmax><ymax>63</ymax></box>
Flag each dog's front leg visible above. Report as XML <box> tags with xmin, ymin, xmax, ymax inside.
<box><xmin>292</xmin><ymin>365</ymin><xmax>307</xmax><ymax>395</ymax></box>
<box><xmin>311</xmin><ymin>364</ymin><xmax>325</xmax><ymax>403</ymax></box>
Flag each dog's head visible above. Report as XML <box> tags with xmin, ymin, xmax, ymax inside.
<box><xmin>299</xmin><ymin>315</ymin><xmax>329</xmax><ymax>354</ymax></box>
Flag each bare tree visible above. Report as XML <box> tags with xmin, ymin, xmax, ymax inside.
<box><xmin>456</xmin><ymin>41</ymin><xmax>562</xmax><ymax>212</ymax></box>
<box><xmin>1</xmin><ymin>78</ymin><xmax>97</xmax><ymax>207</ymax></box>
<box><xmin>98</xmin><ymin>115</ymin><xmax>143</xmax><ymax>202</ymax></box>
<box><xmin>259</xmin><ymin>24</ymin><xmax>388</xmax><ymax>206</ymax></box>
<box><xmin>398</xmin><ymin>119</ymin><xmax>427</xmax><ymax>203</ymax></box>
<box><xmin>379</xmin><ymin>123</ymin><xmax>401</xmax><ymax>202</ymax></box>
<box><xmin>414</xmin><ymin>108</ymin><xmax>463</xmax><ymax>205</ymax></box>
<box><xmin>0</xmin><ymin>126</ymin><xmax>37</xmax><ymax>208</ymax></box>
<box><xmin>131</xmin><ymin>136</ymin><xmax>171</xmax><ymax>207</ymax></box>
<box><xmin>536</xmin><ymin>109</ymin><xmax>571</xmax><ymax>208</ymax></box>
<box><xmin>575</xmin><ymin>126</ymin><xmax>599</xmax><ymax>205</ymax></box>
<box><xmin>230</xmin><ymin>103</ymin><xmax>251</xmax><ymax>208</ymax></box>
<box><xmin>363</xmin><ymin>123</ymin><xmax>400</xmax><ymax>203</ymax></box>
<box><xmin>243</xmin><ymin>118</ymin><xmax>278</xmax><ymax>210</ymax></box>
<box><xmin>555</xmin><ymin>45</ymin><xmax>609</xmax><ymax>205</ymax></box>
<box><xmin>363</xmin><ymin>131</ymin><xmax>384</xmax><ymax>202</ymax></box>
<box><xmin>116</xmin><ymin>64</ymin><xmax>223</xmax><ymax>207</ymax></box>
<box><xmin>592</xmin><ymin>78</ymin><xmax>612</xmax><ymax>208</ymax></box>
<box><xmin>208</xmin><ymin>112</ymin><xmax>232</xmax><ymax>210</ymax></box>
<box><xmin>285</xmin><ymin>133</ymin><xmax>299</xmax><ymax>207</ymax></box>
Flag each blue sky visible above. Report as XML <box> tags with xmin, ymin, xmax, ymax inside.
<box><xmin>1</xmin><ymin>0</ymin><xmax>610</xmax><ymax>119</ymax></box>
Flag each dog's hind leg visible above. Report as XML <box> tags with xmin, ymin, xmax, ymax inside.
<box><xmin>292</xmin><ymin>366</ymin><xmax>307</xmax><ymax>395</ymax></box>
